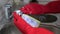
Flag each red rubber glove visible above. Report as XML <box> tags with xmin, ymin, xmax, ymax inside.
<box><xmin>13</xmin><ymin>12</ymin><xmax>54</xmax><ymax>34</ymax></box>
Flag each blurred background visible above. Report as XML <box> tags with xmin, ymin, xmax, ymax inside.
<box><xmin>0</xmin><ymin>0</ymin><xmax>60</xmax><ymax>34</ymax></box>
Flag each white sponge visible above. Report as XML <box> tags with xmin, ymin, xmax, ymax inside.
<box><xmin>22</xmin><ymin>14</ymin><xmax>40</xmax><ymax>27</ymax></box>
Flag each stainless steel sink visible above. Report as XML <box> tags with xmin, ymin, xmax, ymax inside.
<box><xmin>0</xmin><ymin>14</ymin><xmax>60</xmax><ymax>34</ymax></box>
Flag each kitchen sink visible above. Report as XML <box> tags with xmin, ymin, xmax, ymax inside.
<box><xmin>0</xmin><ymin>14</ymin><xmax>60</xmax><ymax>34</ymax></box>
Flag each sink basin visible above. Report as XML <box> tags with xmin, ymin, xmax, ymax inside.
<box><xmin>0</xmin><ymin>14</ymin><xmax>60</xmax><ymax>34</ymax></box>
